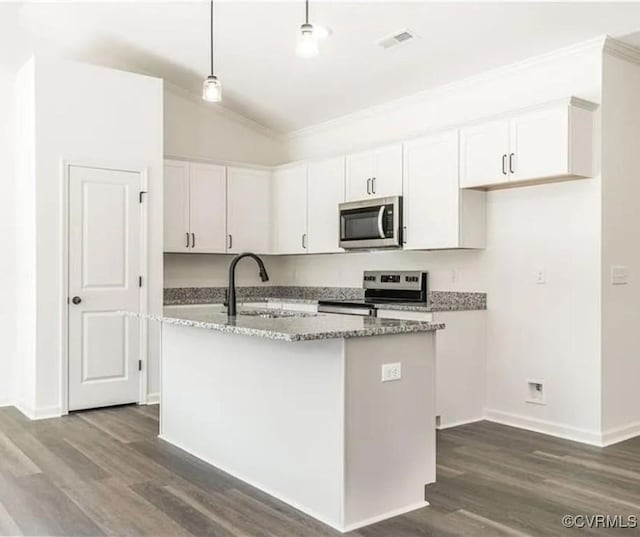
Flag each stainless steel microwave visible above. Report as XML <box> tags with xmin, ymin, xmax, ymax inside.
<box><xmin>339</xmin><ymin>196</ymin><xmax>402</xmax><ymax>249</ymax></box>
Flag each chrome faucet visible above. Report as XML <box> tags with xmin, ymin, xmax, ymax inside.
<box><xmin>227</xmin><ymin>253</ymin><xmax>269</xmax><ymax>316</ymax></box>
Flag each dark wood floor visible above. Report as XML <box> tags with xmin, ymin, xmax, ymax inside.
<box><xmin>0</xmin><ymin>405</ymin><xmax>638</xmax><ymax>537</ymax></box>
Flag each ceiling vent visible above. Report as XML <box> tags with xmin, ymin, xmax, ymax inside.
<box><xmin>378</xmin><ymin>29</ymin><xmax>417</xmax><ymax>50</ymax></box>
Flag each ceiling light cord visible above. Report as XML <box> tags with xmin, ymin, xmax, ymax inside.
<box><xmin>210</xmin><ymin>0</ymin><xmax>214</xmax><ymax>75</ymax></box>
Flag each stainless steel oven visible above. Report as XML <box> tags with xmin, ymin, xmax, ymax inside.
<box><xmin>339</xmin><ymin>196</ymin><xmax>402</xmax><ymax>249</ymax></box>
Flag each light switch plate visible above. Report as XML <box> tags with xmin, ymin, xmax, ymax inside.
<box><xmin>611</xmin><ymin>265</ymin><xmax>629</xmax><ymax>285</ymax></box>
<box><xmin>381</xmin><ymin>362</ymin><xmax>402</xmax><ymax>382</ymax></box>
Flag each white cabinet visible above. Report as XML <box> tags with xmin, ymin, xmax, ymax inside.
<box><xmin>460</xmin><ymin>119</ymin><xmax>511</xmax><ymax>188</ymax></box>
<box><xmin>272</xmin><ymin>165</ymin><xmax>308</xmax><ymax>255</ymax></box>
<box><xmin>163</xmin><ymin>160</ymin><xmax>226</xmax><ymax>253</ymax></box>
<box><xmin>345</xmin><ymin>144</ymin><xmax>402</xmax><ymax>201</ymax></box>
<box><xmin>164</xmin><ymin>160</ymin><xmax>190</xmax><ymax>252</ymax></box>
<box><xmin>403</xmin><ymin>130</ymin><xmax>485</xmax><ymax>250</ymax></box>
<box><xmin>227</xmin><ymin>167</ymin><xmax>272</xmax><ymax>254</ymax></box>
<box><xmin>377</xmin><ymin>309</ymin><xmax>486</xmax><ymax>428</ymax></box>
<box><xmin>307</xmin><ymin>157</ymin><xmax>345</xmax><ymax>254</ymax></box>
<box><xmin>189</xmin><ymin>163</ymin><xmax>227</xmax><ymax>253</ymax></box>
<box><xmin>460</xmin><ymin>98</ymin><xmax>595</xmax><ymax>189</ymax></box>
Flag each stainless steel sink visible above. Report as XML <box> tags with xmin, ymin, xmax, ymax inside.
<box><xmin>238</xmin><ymin>309</ymin><xmax>318</xmax><ymax>319</ymax></box>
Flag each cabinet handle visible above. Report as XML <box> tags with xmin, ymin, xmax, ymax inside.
<box><xmin>228</xmin><ymin>234</ymin><xmax>233</xmax><ymax>249</ymax></box>
<box><xmin>402</xmin><ymin>226</ymin><xmax>407</xmax><ymax>245</ymax></box>
<box><xmin>366</xmin><ymin>178</ymin><xmax>371</xmax><ymax>195</ymax></box>
<box><xmin>509</xmin><ymin>153</ymin><xmax>515</xmax><ymax>174</ymax></box>
<box><xmin>302</xmin><ymin>233</ymin><xmax>307</xmax><ymax>249</ymax></box>
<box><xmin>501</xmin><ymin>154</ymin><xmax>507</xmax><ymax>175</ymax></box>
<box><xmin>186</xmin><ymin>232</ymin><xmax>190</xmax><ymax>248</ymax></box>
<box><xmin>372</xmin><ymin>177</ymin><xmax>376</xmax><ymax>194</ymax></box>
<box><xmin>191</xmin><ymin>233</ymin><xmax>195</xmax><ymax>248</ymax></box>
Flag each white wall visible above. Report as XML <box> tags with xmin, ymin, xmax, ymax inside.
<box><xmin>0</xmin><ymin>67</ymin><xmax>20</xmax><ymax>406</ymax></box>
<box><xmin>278</xmin><ymin>40</ymin><xmax>604</xmax><ymax>442</ymax></box>
<box><xmin>600</xmin><ymin>52</ymin><xmax>640</xmax><ymax>441</ymax></box>
<box><xmin>164</xmin><ymin>88</ymin><xmax>286</xmax><ymax>166</ymax></box>
<box><xmin>14</xmin><ymin>56</ymin><xmax>163</xmax><ymax>416</ymax></box>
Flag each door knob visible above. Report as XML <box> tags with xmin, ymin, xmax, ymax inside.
<box><xmin>72</xmin><ymin>296</ymin><xmax>82</xmax><ymax>305</ymax></box>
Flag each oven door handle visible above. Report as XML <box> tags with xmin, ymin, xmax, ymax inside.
<box><xmin>377</xmin><ymin>205</ymin><xmax>386</xmax><ymax>239</ymax></box>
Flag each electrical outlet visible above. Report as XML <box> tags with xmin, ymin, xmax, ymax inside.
<box><xmin>611</xmin><ymin>265</ymin><xmax>629</xmax><ymax>285</ymax></box>
<box><xmin>526</xmin><ymin>379</ymin><xmax>546</xmax><ymax>405</ymax></box>
<box><xmin>381</xmin><ymin>362</ymin><xmax>402</xmax><ymax>382</ymax></box>
<box><xmin>535</xmin><ymin>266</ymin><xmax>546</xmax><ymax>285</ymax></box>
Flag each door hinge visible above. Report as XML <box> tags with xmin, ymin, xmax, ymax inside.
<box><xmin>138</xmin><ymin>359</ymin><xmax>142</xmax><ymax>371</ymax></box>
<box><xmin>139</xmin><ymin>276</ymin><xmax>143</xmax><ymax>288</ymax></box>
<box><xmin>139</xmin><ymin>191</ymin><xmax>148</xmax><ymax>203</ymax></box>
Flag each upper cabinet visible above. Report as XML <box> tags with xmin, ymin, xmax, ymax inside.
<box><xmin>272</xmin><ymin>165</ymin><xmax>308</xmax><ymax>255</ymax></box>
<box><xmin>307</xmin><ymin>157</ymin><xmax>345</xmax><ymax>254</ymax></box>
<box><xmin>227</xmin><ymin>167</ymin><xmax>272</xmax><ymax>254</ymax></box>
<box><xmin>460</xmin><ymin>98</ymin><xmax>596</xmax><ymax>189</ymax></box>
<box><xmin>403</xmin><ymin>131</ymin><xmax>485</xmax><ymax>250</ymax></box>
<box><xmin>345</xmin><ymin>143</ymin><xmax>403</xmax><ymax>201</ymax></box>
<box><xmin>163</xmin><ymin>160</ymin><xmax>226</xmax><ymax>253</ymax></box>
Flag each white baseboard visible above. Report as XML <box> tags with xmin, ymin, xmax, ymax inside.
<box><xmin>601</xmin><ymin>421</ymin><xmax>640</xmax><ymax>446</ymax></box>
<box><xmin>437</xmin><ymin>416</ymin><xmax>484</xmax><ymax>430</ymax></box>
<box><xmin>484</xmin><ymin>409</ymin><xmax>603</xmax><ymax>446</ymax></box>
<box><xmin>145</xmin><ymin>392</ymin><xmax>160</xmax><ymax>405</ymax></box>
<box><xmin>342</xmin><ymin>501</ymin><xmax>429</xmax><ymax>533</ymax></box>
<box><xmin>0</xmin><ymin>400</ymin><xmax>12</xmax><ymax>408</ymax></box>
<box><xmin>15</xmin><ymin>401</ymin><xmax>62</xmax><ymax>421</ymax></box>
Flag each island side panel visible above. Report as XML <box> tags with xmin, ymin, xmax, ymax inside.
<box><xmin>343</xmin><ymin>332</ymin><xmax>436</xmax><ymax>530</ymax></box>
<box><xmin>161</xmin><ymin>324</ymin><xmax>346</xmax><ymax>529</ymax></box>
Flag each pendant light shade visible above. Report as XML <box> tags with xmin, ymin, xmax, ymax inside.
<box><xmin>202</xmin><ymin>75</ymin><xmax>222</xmax><ymax>102</ymax></box>
<box><xmin>296</xmin><ymin>0</ymin><xmax>319</xmax><ymax>58</ymax></box>
<box><xmin>203</xmin><ymin>0</ymin><xmax>222</xmax><ymax>102</ymax></box>
<box><xmin>297</xmin><ymin>23</ymin><xmax>318</xmax><ymax>58</ymax></box>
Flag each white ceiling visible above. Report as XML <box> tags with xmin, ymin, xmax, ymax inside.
<box><xmin>5</xmin><ymin>1</ymin><xmax>640</xmax><ymax>134</ymax></box>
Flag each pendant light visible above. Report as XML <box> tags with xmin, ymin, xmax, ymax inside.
<box><xmin>202</xmin><ymin>0</ymin><xmax>222</xmax><ymax>102</ymax></box>
<box><xmin>296</xmin><ymin>0</ymin><xmax>318</xmax><ymax>58</ymax></box>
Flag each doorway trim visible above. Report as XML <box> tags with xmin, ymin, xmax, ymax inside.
<box><xmin>60</xmin><ymin>158</ymin><xmax>150</xmax><ymax>415</ymax></box>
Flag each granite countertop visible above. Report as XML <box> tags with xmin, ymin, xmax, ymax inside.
<box><xmin>164</xmin><ymin>286</ymin><xmax>487</xmax><ymax>312</ymax></box>
<box><xmin>130</xmin><ymin>307</ymin><xmax>444</xmax><ymax>342</ymax></box>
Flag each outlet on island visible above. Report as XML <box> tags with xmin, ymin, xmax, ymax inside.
<box><xmin>381</xmin><ymin>362</ymin><xmax>402</xmax><ymax>382</ymax></box>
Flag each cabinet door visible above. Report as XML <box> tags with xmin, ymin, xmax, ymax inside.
<box><xmin>189</xmin><ymin>163</ymin><xmax>227</xmax><ymax>253</ymax></box>
<box><xmin>163</xmin><ymin>160</ymin><xmax>189</xmax><ymax>252</ymax></box>
<box><xmin>307</xmin><ymin>157</ymin><xmax>345</xmax><ymax>254</ymax></box>
<box><xmin>460</xmin><ymin>119</ymin><xmax>510</xmax><ymax>188</ymax></box>
<box><xmin>227</xmin><ymin>167</ymin><xmax>272</xmax><ymax>254</ymax></box>
<box><xmin>272</xmin><ymin>165</ymin><xmax>307</xmax><ymax>255</ymax></box>
<box><xmin>403</xmin><ymin>131</ymin><xmax>460</xmax><ymax>249</ymax></box>
<box><xmin>509</xmin><ymin>105</ymin><xmax>568</xmax><ymax>183</ymax></box>
<box><xmin>372</xmin><ymin>143</ymin><xmax>403</xmax><ymax>198</ymax></box>
<box><xmin>345</xmin><ymin>150</ymin><xmax>374</xmax><ymax>201</ymax></box>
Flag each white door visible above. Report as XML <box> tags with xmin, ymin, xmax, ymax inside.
<box><xmin>460</xmin><ymin>118</ymin><xmax>510</xmax><ymax>188</ymax></box>
<box><xmin>345</xmin><ymin>150</ymin><xmax>374</xmax><ymax>201</ymax></box>
<box><xmin>68</xmin><ymin>166</ymin><xmax>141</xmax><ymax>411</ymax></box>
<box><xmin>509</xmin><ymin>105</ymin><xmax>569</xmax><ymax>183</ymax></box>
<box><xmin>307</xmin><ymin>157</ymin><xmax>345</xmax><ymax>254</ymax></box>
<box><xmin>272</xmin><ymin>165</ymin><xmax>307</xmax><ymax>254</ymax></box>
<box><xmin>403</xmin><ymin>131</ymin><xmax>460</xmax><ymax>249</ymax></box>
<box><xmin>163</xmin><ymin>160</ymin><xmax>189</xmax><ymax>252</ymax></box>
<box><xmin>372</xmin><ymin>144</ymin><xmax>403</xmax><ymax>198</ymax></box>
<box><xmin>189</xmin><ymin>163</ymin><xmax>227</xmax><ymax>253</ymax></box>
<box><xmin>227</xmin><ymin>167</ymin><xmax>272</xmax><ymax>253</ymax></box>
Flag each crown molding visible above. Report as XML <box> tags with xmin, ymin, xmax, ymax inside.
<box><xmin>603</xmin><ymin>36</ymin><xmax>640</xmax><ymax>65</ymax></box>
<box><xmin>163</xmin><ymin>80</ymin><xmax>284</xmax><ymax>141</ymax></box>
<box><xmin>283</xmin><ymin>35</ymin><xmax>608</xmax><ymax>141</ymax></box>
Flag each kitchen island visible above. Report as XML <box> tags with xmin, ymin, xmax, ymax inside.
<box><xmin>143</xmin><ymin>306</ymin><xmax>444</xmax><ymax>532</ymax></box>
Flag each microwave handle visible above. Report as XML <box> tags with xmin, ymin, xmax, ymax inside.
<box><xmin>377</xmin><ymin>206</ymin><xmax>386</xmax><ymax>239</ymax></box>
